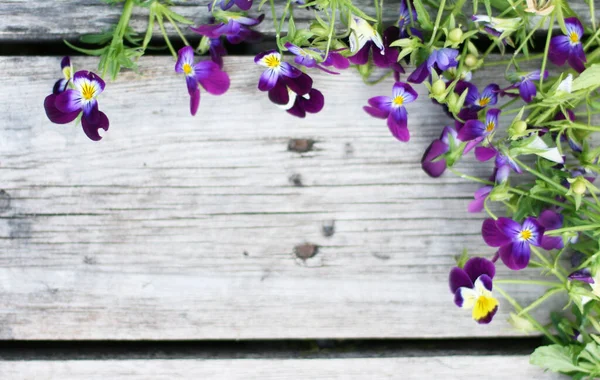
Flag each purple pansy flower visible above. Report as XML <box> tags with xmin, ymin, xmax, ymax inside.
<box><xmin>458</xmin><ymin>108</ymin><xmax>501</xmax><ymax>142</ymax></box>
<box><xmin>348</xmin><ymin>15</ymin><xmax>384</xmax><ymax>65</ymax></box>
<box><xmin>175</xmin><ymin>46</ymin><xmax>230</xmax><ymax>116</ymax></box>
<box><xmin>398</xmin><ymin>0</ymin><xmax>417</xmax><ymax>32</ymax></box>
<box><xmin>407</xmin><ymin>48</ymin><xmax>459</xmax><ymax>83</ymax></box>
<box><xmin>363</xmin><ymin>82</ymin><xmax>418</xmax><ymax>142</ymax></box>
<box><xmin>255</xmin><ymin>50</ymin><xmax>309</xmax><ymax>92</ymax></box>
<box><xmin>44</xmin><ymin>65</ymin><xmax>110</xmax><ymax>141</ymax></box>
<box><xmin>466</xmin><ymin>83</ymin><xmax>500</xmax><ymax>109</ymax></box>
<box><xmin>512</xmin><ymin>70</ymin><xmax>548</xmax><ymax>103</ymax></box>
<box><xmin>208</xmin><ymin>37</ymin><xmax>227</xmax><ymax>68</ymax></box>
<box><xmin>549</xmin><ymin>17</ymin><xmax>587</xmax><ymax>73</ymax></box>
<box><xmin>213</xmin><ymin>0</ymin><xmax>253</xmax><ymax>10</ymax></box>
<box><xmin>449</xmin><ymin>257</ymin><xmax>498</xmax><ymax>324</ymax></box>
<box><xmin>482</xmin><ymin>217</ymin><xmax>545</xmax><ymax>270</ymax></box>
<box><xmin>474</xmin><ymin>146</ymin><xmax>522</xmax><ymax>175</ymax></box>
<box><xmin>421</xmin><ymin>126</ymin><xmax>458</xmax><ymax>177</ymax></box>
<box><xmin>53</xmin><ymin>56</ymin><xmax>73</xmax><ymax>94</ymax></box>
<box><xmin>538</xmin><ymin>210</ymin><xmax>564</xmax><ymax>250</ymax></box>
<box><xmin>468</xmin><ymin>186</ymin><xmax>493</xmax><ymax>213</ymax></box>
<box><xmin>321</xmin><ymin>49</ymin><xmax>350</xmax><ymax>70</ymax></box>
<box><xmin>277</xmin><ymin>87</ymin><xmax>325</xmax><ymax>118</ymax></box>
<box><xmin>191</xmin><ymin>14</ymin><xmax>264</xmax><ymax>44</ymax></box>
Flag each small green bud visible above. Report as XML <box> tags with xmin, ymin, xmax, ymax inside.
<box><xmin>448</xmin><ymin>28</ymin><xmax>463</xmax><ymax>43</ymax></box>
<box><xmin>465</xmin><ymin>54</ymin><xmax>478</xmax><ymax>68</ymax></box>
<box><xmin>572</xmin><ymin>177</ymin><xmax>587</xmax><ymax>195</ymax></box>
<box><xmin>431</xmin><ymin>79</ymin><xmax>446</xmax><ymax>96</ymax></box>
<box><xmin>513</xmin><ymin>120</ymin><xmax>527</xmax><ymax>134</ymax></box>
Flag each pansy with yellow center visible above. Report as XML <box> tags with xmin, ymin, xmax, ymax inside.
<box><xmin>465</xmin><ymin>83</ymin><xmax>499</xmax><ymax>109</ymax></box>
<box><xmin>457</xmin><ymin>108</ymin><xmax>501</xmax><ymax>143</ymax></box>
<box><xmin>175</xmin><ymin>46</ymin><xmax>231</xmax><ymax>116</ymax></box>
<box><xmin>44</xmin><ymin>66</ymin><xmax>110</xmax><ymax>141</ymax></box>
<box><xmin>449</xmin><ymin>257</ymin><xmax>498</xmax><ymax>324</ymax></box>
<box><xmin>255</xmin><ymin>50</ymin><xmax>303</xmax><ymax>92</ymax></box>
<box><xmin>482</xmin><ymin>217</ymin><xmax>545</xmax><ymax>270</ymax></box>
<box><xmin>364</xmin><ymin>82</ymin><xmax>418</xmax><ymax>142</ymax></box>
<box><xmin>52</xmin><ymin>56</ymin><xmax>73</xmax><ymax>95</ymax></box>
<box><xmin>549</xmin><ymin>17</ymin><xmax>587</xmax><ymax>73</ymax></box>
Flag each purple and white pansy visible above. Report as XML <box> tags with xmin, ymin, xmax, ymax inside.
<box><xmin>348</xmin><ymin>15</ymin><xmax>384</xmax><ymax>65</ymax></box>
<box><xmin>175</xmin><ymin>46</ymin><xmax>230</xmax><ymax>116</ymax></box>
<box><xmin>44</xmin><ymin>58</ymin><xmax>110</xmax><ymax>141</ymax></box>
<box><xmin>364</xmin><ymin>82</ymin><xmax>418</xmax><ymax>142</ymax></box>
<box><xmin>466</xmin><ymin>83</ymin><xmax>500</xmax><ymax>109</ymax></box>
<box><xmin>549</xmin><ymin>17</ymin><xmax>587</xmax><ymax>73</ymax></box>
<box><xmin>482</xmin><ymin>217</ymin><xmax>545</xmax><ymax>270</ymax></box>
<box><xmin>449</xmin><ymin>257</ymin><xmax>498</xmax><ymax>324</ymax></box>
<box><xmin>407</xmin><ymin>48</ymin><xmax>459</xmax><ymax>83</ymax></box>
<box><xmin>458</xmin><ymin>108</ymin><xmax>501</xmax><ymax>142</ymax></box>
<box><xmin>255</xmin><ymin>50</ymin><xmax>305</xmax><ymax>91</ymax></box>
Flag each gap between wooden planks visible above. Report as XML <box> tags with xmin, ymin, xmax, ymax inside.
<box><xmin>0</xmin><ymin>357</ymin><xmax>567</xmax><ymax>379</ymax></box>
<box><xmin>0</xmin><ymin>56</ymin><xmax>560</xmax><ymax>340</ymax></box>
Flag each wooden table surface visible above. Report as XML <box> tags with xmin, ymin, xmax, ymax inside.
<box><xmin>0</xmin><ymin>1</ymin><xmax>579</xmax><ymax>378</ymax></box>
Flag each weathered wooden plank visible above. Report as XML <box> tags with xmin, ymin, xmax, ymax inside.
<box><xmin>0</xmin><ymin>56</ymin><xmax>557</xmax><ymax>339</ymax></box>
<box><xmin>0</xmin><ymin>357</ymin><xmax>567</xmax><ymax>379</ymax></box>
<box><xmin>1</xmin><ymin>1</ymin><xmax>596</xmax><ymax>42</ymax></box>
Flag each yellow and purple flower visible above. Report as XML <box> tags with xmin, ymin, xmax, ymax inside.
<box><xmin>482</xmin><ymin>217</ymin><xmax>545</xmax><ymax>270</ymax></box>
<box><xmin>255</xmin><ymin>50</ymin><xmax>306</xmax><ymax>91</ymax></box>
<box><xmin>44</xmin><ymin>61</ymin><xmax>109</xmax><ymax>141</ymax></box>
<box><xmin>398</xmin><ymin>0</ymin><xmax>417</xmax><ymax>32</ymax></box>
<box><xmin>549</xmin><ymin>17</ymin><xmax>587</xmax><ymax>73</ymax></box>
<box><xmin>421</xmin><ymin>126</ymin><xmax>458</xmax><ymax>177</ymax></box>
<box><xmin>449</xmin><ymin>257</ymin><xmax>498</xmax><ymax>324</ymax></box>
<box><xmin>509</xmin><ymin>70</ymin><xmax>548</xmax><ymax>103</ymax></box>
<box><xmin>458</xmin><ymin>108</ymin><xmax>501</xmax><ymax>142</ymax></box>
<box><xmin>175</xmin><ymin>46</ymin><xmax>230</xmax><ymax>116</ymax></box>
<box><xmin>465</xmin><ymin>83</ymin><xmax>500</xmax><ymax>109</ymax></box>
<box><xmin>52</xmin><ymin>56</ymin><xmax>73</xmax><ymax>94</ymax></box>
<box><xmin>407</xmin><ymin>48</ymin><xmax>459</xmax><ymax>83</ymax></box>
<box><xmin>348</xmin><ymin>15</ymin><xmax>384</xmax><ymax>65</ymax></box>
<box><xmin>363</xmin><ymin>82</ymin><xmax>418</xmax><ymax>142</ymax></box>
<box><xmin>191</xmin><ymin>13</ymin><xmax>263</xmax><ymax>44</ymax></box>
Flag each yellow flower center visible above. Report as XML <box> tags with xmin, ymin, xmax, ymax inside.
<box><xmin>81</xmin><ymin>82</ymin><xmax>95</xmax><ymax>101</ymax></box>
<box><xmin>478</xmin><ymin>97</ymin><xmax>490</xmax><ymax>106</ymax></box>
<box><xmin>183</xmin><ymin>63</ymin><xmax>193</xmax><ymax>75</ymax></box>
<box><xmin>569</xmin><ymin>31</ymin><xmax>579</xmax><ymax>44</ymax></box>
<box><xmin>393</xmin><ymin>95</ymin><xmax>404</xmax><ymax>107</ymax></box>
<box><xmin>265</xmin><ymin>55</ymin><xmax>281</xmax><ymax>69</ymax></box>
<box><xmin>472</xmin><ymin>295</ymin><xmax>498</xmax><ymax>322</ymax></box>
<box><xmin>519</xmin><ymin>229</ymin><xmax>532</xmax><ymax>241</ymax></box>
<box><xmin>485</xmin><ymin>122</ymin><xmax>495</xmax><ymax>132</ymax></box>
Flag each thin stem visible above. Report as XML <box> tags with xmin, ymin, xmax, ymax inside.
<box><xmin>495</xmin><ymin>279</ymin><xmax>563</xmax><ymax>287</ymax></box>
<box><xmin>545</xmin><ymin>224</ymin><xmax>600</xmax><ymax>235</ymax></box>
<box><xmin>518</xmin><ymin>287</ymin><xmax>565</xmax><ymax>316</ymax></box>
<box><xmin>156</xmin><ymin>14</ymin><xmax>177</xmax><ymax>58</ymax></box>
<box><xmin>428</xmin><ymin>0</ymin><xmax>446</xmax><ymax>46</ymax></box>
<box><xmin>448</xmin><ymin>168</ymin><xmax>493</xmax><ymax>185</ymax></box>
<box><xmin>539</xmin><ymin>13</ymin><xmax>554</xmax><ymax>92</ymax></box>
<box><xmin>164</xmin><ymin>12</ymin><xmax>191</xmax><ymax>47</ymax></box>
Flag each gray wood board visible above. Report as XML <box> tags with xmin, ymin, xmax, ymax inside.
<box><xmin>0</xmin><ymin>357</ymin><xmax>567</xmax><ymax>379</ymax></box>
<box><xmin>1</xmin><ymin>1</ymin><xmax>596</xmax><ymax>41</ymax></box>
<box><xmin>0</xmin><ymin>56</ymin><xmax>560</xmax><ymax>339</ymax></box>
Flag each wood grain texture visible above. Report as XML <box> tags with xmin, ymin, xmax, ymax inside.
<box><xmin>0</xmin><ymin>1</ymin><xmax>596</xmax><ymax>42</ymax></box>
<box><xmin>0</xmin><ymin>56</ymin><xmax>559</xmax><ymax>340</ymax></box>
<box><xmin>0</xmin><ymin>357</ymin><xmax>567</xmax><ymax>379</ymax></box>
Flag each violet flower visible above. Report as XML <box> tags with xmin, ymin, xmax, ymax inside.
<box><xmin>538</xmin><ymin>210</ymin><xmax>564</xmax><ymax>250</ymax></box>
<box><xmin>458</xmin><ymin>108</ymin><xmax>501</xmax><ymax>142</ymax></box>
<box><xmin>549</xmin><ymin>17</ymin><xmax>587</xmax><ymax>73</ymax></box>
<box><xmin>407</xmin><ymin>48</ymin><xmax>459</xmax><ymax>83</ymax></box>
<box><xmin>321</xmin><ymin>50</ymin><xmax>350</xmax><ymax>70</ymax></box>
<box><xmin>482</xmin><ymin>217</ymin><xmax>545</xmax><ymax>270</ymax></box>
<box><xmin>449</xmin><ymin>257</ymin><xmax>498</xmax><ymax>324</ymax></box>
<box><xmin>466</xmin><ymin>83</ymin><xmax>500</xmax><ymax>109</ymax></box>
<box><xmin>208</xmin><ymin>38</ymin><xmax>227</xmax><ymax>68</ymax></box>
<box><xmin>348</xmin><ymin>15</ymin><xmax>384</xmax><ymax>64</ymax></box>
<box><xmin>214</xmin><ymin>0</ymin><xmax>253</xmax><ymax>11</ymax></box>
<box><xmin>511</xmin><ymin>70</ymin><xmax>548</xmax><ymax>103</ymax></box>
<box><xmin>191</xmin><ymin>14</ymin><xmax>264</xmax><ymax>44</ymax></box>
<box><xmin>44</xmin><ymin>64</ymin><xmax>109</xmax><ymax>141</ymax></box>
<box><xmin>363</xmin><ymin>82</ymin><xmax>418</xmax><ymax>142</ymax></box>
<box><xmin>175</xmin><ymin>46</ymin><xmax>230</xmax><ymax>116</ymax></box>
<box><xmin>421</xmin><ymin>126</ymin><xmax>458</xmax><ymax>177</ymax></box>
<box><xmin>279</xmin><ymin>87</ymin><xmax>325</xmax><ymax>118</ymax></box>
<box><xmin>568</xmin><ymin>268</ymin><xmax>595</xmax><ymax>284</ymax></box>
<box><xmin>468</xmin><ymin>186</ymin><xmax>493</xmax><ymax>213</ymax></box>
<box><xmin>255</xmin><ymin>50</ymin><xmax>308</xmax><ymax>92</ymax></box>
<box><xmin>398</xmin><ymin>0</ymin><xmax>417</xmax><ymax>32</ymax></box>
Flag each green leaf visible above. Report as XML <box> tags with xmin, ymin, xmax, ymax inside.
<box><xmin>64</xmin><ymin>40</ymin><xmax>108</xmax><ymax>56</ymax></box>
<box><xmin>412</xmin><ymin>0</ymin><xmax>433</xmax><ymax>30</ymax></box>
<box><xmin>571</xmin><ymin>64</ymin><xmax>600</xmax><ymax>92</ymax></box>
<box><xmin>287</xmin><ymin>15</ymin><xmax>296</xmax><ymax>39</ymax></box>
<box><xmin>530</xmin><ymin>345</ymin><xmax>583</xmax><ymax>373</ymax></box>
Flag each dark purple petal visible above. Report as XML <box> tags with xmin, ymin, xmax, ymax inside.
<box><xmin>475</xmin><ymin>146</ymin><xmax>497</xmax><ymax>162</ymax></box>
<box><xmin>268</xmin><ymin>81</ymin><xmax>289</xmax><ymax>105</ymax></box>
<box><xmin>496</xmin><ymin>217</ymin><xmax>522</xmax><ymax>240</ymax></box>
<box><xmin>454</xmin><ymin>288</ymin><xmax>466</xmax><ymax>307</ymax></box>
<box><xmin>477</xmin><ymin>274</ymin><xmax>494</xmax><ymax>292</ymax></box>
<box><xmin>53</xmin><ymin>78</ymin><xmax>68</xmax><ymax>95</ymax></box>
<box><xmin>468</xmin><ymin>186</ymin><xmax>492</xmax><ymax>213</ymax></box>
<box><xmin>568</xmin><ymin>269</ymin><xmax>595</xmax><ymax>284</ymax></box>
<box><xmin>538</xmin><ymin>210</ymin><xmax>562</xmax><ymax>230</ymax></box>
<box><xmin>55</xmin><ymin>89</ymin><xmax>82</xmax><ymax>113</ymax></box>
<box><xmin>195</xmin><ymin>63</ymin><xmax>230</xmax><ymax>95</ymax></box>
<box><xmin>568</xmin><ymin>52</ymin><xmax>586</xmax><ymax>73</ymax></box>
<box><xmin>457</xmin><ymin>120</ymin><xmax>485</xmax><ymax>141</ymax></box>
<box><xmin>368</xmin><ymin>96</ymin><xmax>393</xmax><ymax>112</ymax></box>
<box><xmin>303</xmin><ymin>89</ymin><xmax>324</xmax><ymax>113</ymax></box>
<box><xmin>541</xmin><ymin>236</ymin><xmax>564</xmax><ymax>251</ymax></box>
<box><xmin>60</xmin><ymin>56</ymin><xmax>71</xmax><ymax>70</ymax></box>
<box><xmin>44</xmin><ymin>94</ymin><xmax>80</xmax><ymax>124</ymax></box>
<box><xmin>455</xmin><ymin>81</ymin><xmax>478</xmax><ymax>106</ymax></box>
<box><xmin>387</xmin><ymin>107</ymin><xmax>409</xmax><ymax>141</ymax></box>
<box><xmin>348</xmin><ymin>43</ymin><xmax>371</xmax><ymax>65</ymax></box>
<box><xmin>189</xmin><ymin>88</ymin><xmax>200</xmax><ymax>116</ymax></box>
<box><xmin>482</xmin><ymin>218</ymin><xmax>511</xmax><ymax>247</ymax></box>
<box><xmin>323</xmin><ymin>51</ymin><xmax>350</xmax><ymax>69</ymax></box>
<box><xmin>372</xmin><ymin>45</ymin><xmax>389</xmax><ymax>68</ymax></box>
<box><xmin>549</xmin><ymin>36</ymin><xmax>570</xmax><ymax>66</ymax></box>
<box><xmin>363</xmin><ymin>105</ymin><xmax>389</xmax><ymax>119</ymax></box>
<box><xmin>258</xmin><ymin>69</ymin><xmax>279</xmax><ymax>91</ymax></box>
<box><xmin>476</xmin><ymin>304</ymin><xmax>498</xmax><ymax>324</ymax></box>
<box><xmin>519</xmin><ymin>79</ymin><xmax>536</xmax><ymax>103</ymax></box>
<box><xmin>407</xmin><ymin>61</ymin><xmax>430</xmax><ymax>84</ymax></box>
<box><xmin>81</xmin><ymin>110</ymin><xmax>109</xmax><ymax>141</ymax></box>
<box><xmin>186</xmin><ymin>75</ymin><xmax>199</xmax><ymax>96</ymax></box>
<box><xmin>449</xmin><ymin>267</ymin><xmax>473</xmax><ymax>293</ymax></box>
<box><xmin>287</xmin><ymin>98</ymin><xmax>306</xmax><ymax>118</ymax></box>
<box><xmin>284</xmin><ymin>72</ymin><xmax>312</xmax><ymax>96</ymax></box>
<box><xmin>464</xmin><ymin>257</ymin><xmax>496</xmax><ymax>282</ymax></box>
<box><xmin>234</xmin><ymin>0</ymin><xmax>253</xmax><ymax>10</ymax></box>
<box><xmin>501</xmin><ymin>241</ymin><xmax>531</xmax><ymax>270</ymax></box>
<box><xmin>421</xmin><ymin>140</ymin><xmax>449</xmax><ymax>177</ymax></box>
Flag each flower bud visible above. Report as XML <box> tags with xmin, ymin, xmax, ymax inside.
<box><xmin>572</xmin><ymin>176</ymin><xmax>587</xmax><ymax>195</ymax></box>
<box><xmin>513</xmin><ymin>120</ymin><xmax>527</xmax><ymax>134</ymax></box>
<box><xmin>465</xmin><ymin>54</ymin><xmax>478</xmax><ymax>68</ymax></box>
<box><xmin>431</xmin><ymin>79</ymin><xmax>446</xmax><ymax>96</ymax></box>
<box><xmin>449</xmin><ymin>28</ymin><xmax>463</xmax><ymax>43</ymax></box>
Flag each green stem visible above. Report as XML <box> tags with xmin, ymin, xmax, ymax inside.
<box><xmin>156</xmin><ymin>14</ymin><xmax>177</xmax><ymax>58</ymax></box>
<box><xmin>163</xmin><ymin>12</ymin><xmax>191</xmax><ymax>47</ymax></box>
<box><xmin>495</xmin><ymin>279</ymin><xmax>563</xmax><ymax>287</ymax></box>
<box><xmin>428</xmin><ymin>0</ymin><xmax>446</xmax><ymax>46</ymax></box>
<box><xmin>545</xmin><ymin>224</ymin><xmax>600</xmax><ymax>235</ymax></box>
<box><xmin>517</xmin><ymin>287</ymin><xmax>565</xmax><ymax>316</ymax></box>
<box><xmin>448</xmin><ymin>168</ymin><xmax>493</xmax><ymax>185</ymax></box>
<box><xmin>539</xmin><ymin>13</ymin><xmax>554</xmax><ymax>93</ymax></box>
<box><xmin>584</xmin><ymin>27</ymin><xmax>600</xmax><ymax>51</ymax></box>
